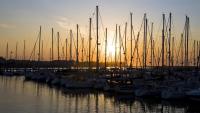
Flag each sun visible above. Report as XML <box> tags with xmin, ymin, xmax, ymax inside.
<box><xmin>107</xmin><ymin>40</ymin><xmax>115</xmax><ymax>57</ymax></box>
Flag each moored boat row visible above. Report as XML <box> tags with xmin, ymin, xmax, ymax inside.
<box><xmin>1</xmin><ymin>68</ymin><xmax>200</xmax><ymax>102</ymax></box>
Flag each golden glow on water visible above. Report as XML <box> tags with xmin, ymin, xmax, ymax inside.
<box><xmin>0</xmin><ymin>76</ymin><xmax>191</xmax><ymax>113</ymax></box>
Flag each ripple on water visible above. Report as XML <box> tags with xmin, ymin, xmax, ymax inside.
<box><xmin>0</xmin><ymin>76</ymin><xmax>196</xmax><ymax>113</ymax></box>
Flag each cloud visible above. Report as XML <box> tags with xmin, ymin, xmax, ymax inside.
<box><xmin>56</xmin><ymin>17</ymin><xmax>72</xmax><ymax>29</ymax></box>
<box><xmin>0</xmin><ymin>23</ymin><xmax>16</xmax><ymax>29</ymax></box>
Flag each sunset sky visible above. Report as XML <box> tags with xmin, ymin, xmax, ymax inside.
<box><xmin>0</xmin><ymin>0</ymin><xmax>199</xmax><ymax>62</ymax></box>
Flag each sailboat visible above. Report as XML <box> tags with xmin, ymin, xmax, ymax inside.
<box><xmin>186</xmin><ymin>88</ymin><xmax>200</xmax><ymax>101</ymax></box>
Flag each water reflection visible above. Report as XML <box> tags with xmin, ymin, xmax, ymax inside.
<box><xmin>0</xmin><ymin>76</ymin><xmax>199</xmax><ymax>113</ymax></box>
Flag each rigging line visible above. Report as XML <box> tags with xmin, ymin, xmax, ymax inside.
<box><xmin>91</xmin><ymin>18</ymin><xmax>97</xmax><ymax>41</ymax></box>
<box><xmin>118</xmin><ymin>24</ymin><xmax>126</xmax><ymax>56</ymax></box>
<box><xmin>181</xmin><ymin>17</ymin><xmax>187</xmax><ymax>37</ymax></box>
<box><xmin>98</xmin><ymin>22</ymin><xmax>107</xmax><ymax>58</ymax></box>
<box><xmin>132</xmin><ymin>32</ymin><xmax>140</xmax><ymax>57</ymax></box>
<box><xmin>132</xmin><ymin>32</ymin><xmax>140</xmax><ymax>64</ymax></box>
<box><xmin>153</xmin><ymin>16</ymin><xmax>166</xmax><ymax>62</ymax></box>
<box><xmin>146</xmin><ymin>21</ymin><xmax>155</xmax><ymax>62</ymax></box>
<box><xmin>176</xmin><ymin>37</ymin><xmax>182</xmax><ymax>65</ymax></box>
<box><xmin>99</xmin><ymin>9</ymin><xmax>106</xmax><ymax>38</ymax></box>
<box><xmin>146</xmin><ymin>21</ymin><xmax>152</xmax><ymax>60</ymax></box>
<box><xmin>171</xmin><ymin>14</ymin><xmax>179</xmax><ymax>43</ymax></box>
<box><xmin>123</xmin><ymin>23</ymin><xmax>128</xmax><ymax>66</ymax></box>
<box><xmin>137</xmin><ymin>47</ymin><xmax>142</xmax><ymax>68</ymax></box>
<box><xmin>71</xmin><ymin>31</ymin><xmax>78</xmax><ymax>59</ymax></box>
<box><xmin>28</xmin><ymin>32</ymin><xmax>40</xmax><ymax>61</ymax></box>
<box><xmin>75</xmin><ymin>27</ymin><xmax>84</xmax><ymax>51</ymax></box>
<box><xmin>188</xmin><ymin>21</ymin><xmax>193</xmax><ymax>41</ymax></box>
<box><xmin>91</xmin><ymin>19</ymin><xmax>102</xmax><ymax>62</ymax></box>
<box><xmin>119</xmin><ymin>26</ymin><xmax>124</xmax><ymax>60</ymax></box>
<box><xmin>132</xmin><ymin>16</ymin><xmax>144</xmax><ymax>61</ymax></box>
<box><xmin>132</xmin><ymin>22</ymin><xmax>136</xmax><ymax>44</ymax></box>
<box><xmin>132</xmin><ymin>15</ymin><xmax>143</xmax><ymax>45</ymax></box>
<box><xmin>147</xmin><ymin>23</ymin><xmax>155</xmax><ymax>66</ymax></box>
<box><xmin>91</xmin><ymin>41</ymin><xmax>97</xmax><ymax>62</ymax></box>
<box><xmin>163</xmin><ymin>14</ymin><xmax>169</xmax><ymax>41</ymax></box>
<box><xmin>165</xmin><ymin>14</ymin><xmax>170</xmax><ymax>35</ymax></box>
<box><xmin>172</xmin><ymin>42</ymin><xmax>180</xmax><ymax>65</ymax></box>
<box><xmin>78</xmin><ymin>27</ymin><xmax>88</xmax><ymax>52</ymax></box>
<box><xmin>91</xmin><ymin>20</ymin><xmax>98</xmax><ymax>52</ymax></box>
<box><xmin>156</xmin><ymin>47</ymin><xmax>161</xmax><ymax>66</ymax></box>
<box><xmin>152</xmin><ymin>40</ymin><xmax>157</xmax><ymax>66</ymax></box>
<box><xmin>90</xmin><ymin>21</ymin><xmax>97</xmax><ymax>61</ymax></box>
<box><xmin>154</xmin><ymin>17</ymin><xmax>162</xmax><ymax>46</ymax></box>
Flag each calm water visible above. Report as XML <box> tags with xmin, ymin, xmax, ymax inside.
<box><xmin>0</xmin><ymin>76</ymin><xmax>199</xmax><ymax>113</ymax></box>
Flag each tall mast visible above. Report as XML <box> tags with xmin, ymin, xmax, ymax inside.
<box><xmin>60</xmin><ymin>46</ymin><xmax>65</xmax><ymax>60</ymax></box>
<box><xmin>136</xmin><ymin>32</ymin><xmax>139</xmax><ymax>68</ymax></box>
<box><xmin>6</xmin><ymin>42</ymin><xmax>9</xmax><ymax>60</ymax></box>
<box><xmin>33</xmin><ymin>46</ymin><xmax>35</xmax><ymax>61</ymax></box>
<box><xmin>153</xmin><ymin>40</ymin><xmax>155</xmax><ymax>67</ymax></box>
<box><xmin>130</xmin><ymin>12</ymin><xmax>133</xmax><ymax>68</ymax></box>
<box><xmin>52</xmin><ymin>28</ymin><xmax>54</xmax><ymax>61</ymax></box>
<box><xmin>196</xmin><ymin>41</ymin><xmax>198</xmax><ymax>66</ymax></box>
<box><xmin>81</xmin><ymin>38</ymin><xmax>84</xmax><ymax>65</ymax></box>
<box><xmin>62</xmin><ymin>46</ymin><xmax>64</xmax><ymax>60</ymax></box>
<box><xmin>115</xmin><ymin>24</ymin><xmax>117</xmax><ymax>68</ymax></box>
<box><xmin>193</xmin><ymin>40</ymin><xmax>196</xmax><ymax>66</ymax></box>
<box><xmin>185</xmin><ymin>16</ymin><xmax>189</xmax><ymax>66</ymax></box>
<box><xmin>38</xmin><ymin>26</ymin><xmax>41</xmax><ymax>61</ymax></box>
<box><xmin>198</xmin><ymin>41</ymin><xmax>200</xmax><ymax>67</ymax></box>
<box><xmin>197</xmin><ymin>41</ymin><xmax>199</xmax><ymax>67</ymax></box>
<box><xmin>23</xmin><ymin>40</ymin><xmax>25</xmax><ymax>60</ymax></box>
<box><xmin>185</xmin><ymin>17</ymin><xmax>187</xmax><ymax>66</ymax></box>
<box><xmin>165</xmin><ymin>38</ymin><xmax>168</xmax><ymax>66</ymax></box>
<box><xmin>145</xmin><ymin>18</ymin><xmax>148</xmax><ymax>68</ymax></box>
<box><xmin>143</xmin><ymin>13</ymin><xmax>147</xmax><ymax>68</ymax></box>
<box><xmin>10</xmin><ymin>51</ymin><xmax>13</xmax><ymax>59</ymax></box>
<box><xmin>6</xmin><ymin>42</ymin><xmax>8</xmax><ymax>59</ymax></box>
<box><xmin>162</xmin><ymin>14</ymin><xmax>165</xmax><ymax>67</ymax></box>
<box><xmin>41</xmin><ymin>40</ymin><xmax>43</xmax><ymax>61</ymax></box>
<box><xmin>66</xmin><ymin>38</ymin><xmax>68</xmax><ymax>61</ymax></box>
<box><xmin>76</xmin><ymin>24</ymin><xmax>79</xmax><ymax>66</ymax></box>
<box><xmin>49</xmin><ymin>48</ymin><xmax>52</xmax><ymax>61</ymax></box>
<box><xmin>145</xmin><ymin>16</ymin><xmax>147</xmax><ymax>68</ymax></box>
<box><xmin>96</xmin><ymin>6</ymin><xmax>99</xmax><ymax>72</ymax></box>
<box><xmin>70</xmin><ymin>30</ymin><xmax>72</xmax><ymax>61</ymax></box>
<box><xmin>168</xmin><ymin>13</ymin><xmax>172</xmax><ymax>67</ymax></box>
<box><xmin>119</xmin><ymin>26</ymin><xmax>122</xmax><ymax>69</ymax></box>
<box><xmin>15</xmin><ymin>42</ymin><xmax>18</xmax><ymax>60</ymax></box>
<box><xmin>105</xmin><ymin>28</ymin><xmax>107</xmax><ymax>69</ymax></box>
<box><xmin>57</xmin><ymin>32</ymin><xmax>60</xmax><ymax>61</ymax></box>
<box><xmin>89</xmin><ymin>18</ymin><xmax>92</xmax><ymax>70</ymax></box>
<box><xmin>150</xmin><ymin>23</ymin><xmax>153</xmax><ymax>68</ymax></box>
<box><xmin>187</xmin><ymin>16</ymin><xmax>189</xmax><ymax>66</ymax></box>
<box><xmin>172</xmin><ymin>37</ymin><xmax>174</xmax><ymax>67</ymax></box>
<box><xmin>181</xmin><ymin>34</ymin><xmax>184</xmax><ymax>66</ymax></box>
<box><xmin>124</xmin><ymin>22</ymin><xmax>127</xmax><ymax>68</ymax></box>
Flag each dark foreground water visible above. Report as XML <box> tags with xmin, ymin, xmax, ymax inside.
<box><xmin>0</xmin><ymin>76</ymin><xmax>199</xmax><ymax>113</ymax></box>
